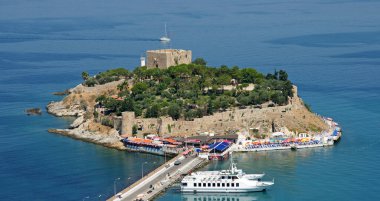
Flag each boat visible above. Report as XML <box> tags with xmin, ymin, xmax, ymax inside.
<box><xmin>159</xmin><ymin>23</ymin><xmax>171</xmax><ymax>42</ymax></box>
<box><xmin>182</xmin><ymin>192</ymin><xmax>257</xmax><ymax>201</ymax></box>
<box><xmin>180</xmin><ymin>157</ymin><xmax>273</xmax><ymax>193</ymax></box>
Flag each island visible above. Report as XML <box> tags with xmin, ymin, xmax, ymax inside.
<box><xmin>47</xmin><ymin>49</ymin><xmax>339</xmax><ymax>154</ymax></box>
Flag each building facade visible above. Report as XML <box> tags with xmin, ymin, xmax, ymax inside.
<box><xmin>146</xmin><ymin>49</ymin><xmax>192</xmax><ymax>69</ymax></box>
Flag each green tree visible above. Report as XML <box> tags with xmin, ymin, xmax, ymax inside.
<box><xmin>184</xmin><ymin>110</ymin><xmax>196</xmax><ymax>120</ymax></box>
<box><xmin>145</xmin><ymin>104</ymin><xmax>160</xmax><ymax>118</ymax></box>
<box><xmin>192</xmin><ymin>58</ymin><xmax>207</xmax><ymax>66</ymax></box>
<box><xmin>132</xmin><ymin>124</ymin><xmax>138</xmax><ymax>136</ymax></box>
<box><xmin>168</xmin><ymin>103</ymin><xmax>181</xmax><ymax>120</ymax></box>
<box><xmin>279</xmin><ymin>70</ymin><xmax>288</xmax><ymax>81</ymax></box>
<box><xmin>117</xmin><ymin>80</ymin><xmax>129</xmax><ymax>91</ymax></box>
<box><xmin>84</xmin><ymin>77</ymin><xmax>97</xmax><ymax>87</ymax></box>
<box><xmin>206</xmin><ymin>99</ymin><xmax>214</xmax><ymax>115</ymax></box>
<box><xmin>132</xmin><ymin>82</ymin><xmax>148</xmax><ymax>95</ymax></box>
<box><xmin>237</xmin><ymin>94</ymin><xmax>250</xmax><ymax>106</ymax></box>
<box><xmin>82</xmin><ymin>71</ymin><xmax>89</xmax><ymax>81</ymax></box>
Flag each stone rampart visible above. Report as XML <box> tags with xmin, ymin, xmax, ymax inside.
<box><xmin>120</xmin><ymin>86</ymin><xmax>327</xmax><ymax>137</ymax></box>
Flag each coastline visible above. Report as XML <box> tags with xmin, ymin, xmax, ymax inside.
<box><xmin>46</xmin><ymin>79</ymin><xmax>334</xmax><ymax>154</ymax></box>
<box><xmin>46</xmin><ymin>81</ymin><xmax>126</xmax><ymax>150</ymax></box>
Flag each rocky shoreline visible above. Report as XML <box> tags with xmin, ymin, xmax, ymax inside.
<box><xmin>46</xmin><ymin>81</ymin><xmax>126</xmax><ymax>150</ymax></box>
<box><xmin>48</xmin><ymin>127</ymin><xmax>125</xmax><ymax>150</ymax></box>
<box><xmin>46</xmin><ymin>79</ymin><xmax>329</xmax><ymax>152</ymax></box>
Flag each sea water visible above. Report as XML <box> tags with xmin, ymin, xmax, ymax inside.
<box><xmin>0</xmin><ymin>0</ymin><xmax>379</xmax><ymax>200</ymax></box>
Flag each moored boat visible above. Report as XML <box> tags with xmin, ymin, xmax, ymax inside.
<box><xmin>180</xmin><ymin>158</ymin><xmax>273</xmax><ymax>193</ymax></box>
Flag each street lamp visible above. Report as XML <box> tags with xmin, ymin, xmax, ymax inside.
<box><xmin>185</xmin><ymin>135</ymin><xmax>188</xmax><ymax>149</ymax></box>
<box><xmin>141</xmin><ymin>162</ymin><xmax>157</xmax><ymax>178</ymax></box>
<box><xmin>164</xmin><ymin>145</ymin><xmax>167</xmax><ymax>163</ymax></box>
<box><xmin>141</xmin><ymin>161</ymin><xmax>148</xmax><ymax>178</ymax></box>
<box><xmin>82</xmin><ymin>196</ymin><xmax>90</xmax><ymax>201</ymax></box>
<box><xmin>113</xmin><ymin>177</ymin><xmax>120</xmax><ymax>198</ymax></box>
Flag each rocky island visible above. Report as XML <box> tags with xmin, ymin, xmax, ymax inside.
<box><xmin>47</xmin><ymin>49</ymin><xmax>330</xmax><ymax>151</ymax></box>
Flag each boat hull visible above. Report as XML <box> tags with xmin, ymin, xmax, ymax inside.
<box><xmin>160</xmin><ymin>37</ymin><xmax>170</xmax><ymax>42</ymax></box>
<box><xmin>181</xmin><ymin>186</ymin><xmax>270</xmax><ymax>193</ymax></box>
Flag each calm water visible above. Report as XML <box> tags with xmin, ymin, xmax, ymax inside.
<box><xmin>1</xmin><ymin>0</ymin><xmax>379</xmax><ymax>200</ymax></box>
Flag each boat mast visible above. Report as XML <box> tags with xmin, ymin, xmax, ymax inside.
<box><xmin>164</xmin><ymin>23</ymin><xmax>168</xmax><ymax>37</ymax></box>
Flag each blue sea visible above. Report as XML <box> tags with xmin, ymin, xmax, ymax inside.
<box><xmin>1</xmin><ymin>0</ymin><xmax>379</xmax><ymax>200</ymax></box>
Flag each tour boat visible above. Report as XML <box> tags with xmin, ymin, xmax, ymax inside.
<box><xmin>180</xmin><ymin>158</ymin><xmax>274</xmax><ymax>193</ymax></box>
<box><xmin>160</xmin><ymin>23</ymin><xmax>171</xmax><ymax>42</ymax></box>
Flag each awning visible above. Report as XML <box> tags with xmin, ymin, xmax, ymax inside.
<box><xmin>182</xmin><ymin>149</ymin><xmax>191</xmax><ymax>155</ymax></box>
<box><xmin>272</xmin><ymin>132</ymin><xmax>285</xmax><ymax>137</ymax></box>
<box><xmin>209</xmin><ymin>141</ymin><xmax>230</xmax><ymax>152</ymax></box>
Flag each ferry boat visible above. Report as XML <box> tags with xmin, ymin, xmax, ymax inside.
<box><xmin>182</xmin><ymin>193</ymin><xmax>257</xmax><ymax>201</ymax></box>
<box><xmin>180</xmin><ymin>159</ymin><xmax>274</xmax><ymax>193</ymax></box>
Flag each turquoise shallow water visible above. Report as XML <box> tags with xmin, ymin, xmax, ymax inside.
<box><xmin>1</xmin><ymin>0</ymin><xmax>380</xmax><ymax>200</ymax></box>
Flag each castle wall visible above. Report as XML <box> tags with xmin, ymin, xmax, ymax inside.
<box><xmin>119</xmin><ymin>86</ymin><xmax>326</xmax><ymax>137</ymax></box>
<box><xmin>121</xmin><ymin>106</ymin><xmax>287</xmax><ymax>137</ymax></box>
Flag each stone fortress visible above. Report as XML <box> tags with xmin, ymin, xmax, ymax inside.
<box><xmin>120</xmin><ymin>86</ymin><xmax>328</xmax><ymax>137</ymax></box>
<box><xmin>146</xmin><ymin>49</ymin><xmax>192</xmax><ymax>69</ymax></box>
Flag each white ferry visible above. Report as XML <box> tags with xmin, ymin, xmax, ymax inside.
<box><xmin>182</xmin><ymin>193</ymin><xmax>257</xmax><ymax>201</ymax></box>
<box><xmin>180</xmin><ymin>160</ymin><xmax>274</xmax><ymax>193</ymax></box>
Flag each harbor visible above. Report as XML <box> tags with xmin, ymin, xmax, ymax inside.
<box><xmin>108</xmin><ymin>117</ymin><xmax>341</xmax><ymax>200</ymax></box>
<box><xmin>107</xmin><ymin>152</ymin><xmax>208</xmax><ymax>201</ymax></box>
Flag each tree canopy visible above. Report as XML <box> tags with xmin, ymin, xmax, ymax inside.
<box><xmin>95</xmin><ymin>63</ymin><xmax>294</xmax><ymax>120</ymax></box>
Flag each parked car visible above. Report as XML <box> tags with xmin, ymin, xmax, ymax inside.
<box><xmin>174</xmin><ymin>160</ymin><xmax>181</xmax><ymax>165</ymax></box>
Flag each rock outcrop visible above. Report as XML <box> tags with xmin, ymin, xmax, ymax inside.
<box><xmin>47</xmin><ymin>80</ymin><xmax>125</xmax><ymax>150</ymax></box>
<box><xmin>48</xmin><ymin>120</ymin><xmax>125</xmax><ymax>150</ymax></box>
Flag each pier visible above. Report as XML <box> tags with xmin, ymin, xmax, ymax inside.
<box><xmin>107</xmin><ymin>118</ymin><xmax>341</xmax><ymax>201</ymax></box>
<box><xmin>107</xmin><ymin>152</ymin><xmax>207</xmax><ymax>201</ymax></box>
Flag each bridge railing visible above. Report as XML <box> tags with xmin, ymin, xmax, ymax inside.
<box><xmin>107</xmin><ymin>152</ymin><xmax>184</xmax><ymax>201</ymax></box>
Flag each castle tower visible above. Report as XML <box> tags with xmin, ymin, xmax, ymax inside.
<box><xmin>140</xmin><ymin>56</ymin><xmax>146</xmax><ymax>67</ymax></box>
<box><xmin>121</xmin><ymin>111</ymin><xmax>135</xmax><ymax>136</ymax></box>
<box><xmin>146</xmin><ymin>49</ymin><xmax>192</xmax><ymax>69</ymax></box>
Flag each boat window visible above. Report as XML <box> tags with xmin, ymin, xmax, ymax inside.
<box><xmin>194</xmin><ymin>183</ymin><xmax>197</xmax><ymax>187</ymax></box>
<box><xmin>231</xmin><ymin>183</ymin><xmax>235</xmax><ymax>187</ymax></box>
<box><xmin>208</xmin><ymin>183</ymin><xmax>211</xmax><ymax>187</ymax></box>
<box><xmin>221</xmin><ymin>176</ymin><xmax>225</xmax><ymax>179</ymax></box>
<box><xmin>227</xmin><ymin>183</ymin><xmax>230</xmax><ymax>187</ymax></box>
<box><xmin>222</xmin><ymin>183</ymin><xmax>225</xmax><ymax>187</ymax></box>
<box><xmin>217</xmin><ymin>183</ymin><xmax>220</xmax><ymax>187</ymax></box>
<box><xmin>228</xmin><ymin>176</ymin><xmax>231</xmax><ymax>179</ymax></box>
<box><xmin>198</xmin><ymin>183</ymin><xmax>201</xmax><ymax>187</ymax></box>
<box><xmin>212</xmin><ymin>183</ymin><xmax>216</xmax><ymax>187</ymax></box>
<box><xmin>182</xmin><ymin>183</ymin><xmax>187</xmax><ymax>187</ymax></box>
<box><xmin>232</xmin><ymin>176</ymin><xmax>238</xmax><ymax>180</ymax></box>
<box><xmin>203</xmin><ymin>183</ymin><xmax>206</xmax><ymax>187</ymax></box>
<box><xmin>236</xmin><ymin>183</ymin><xmax>239</xmax><ymax>187</ymax></box>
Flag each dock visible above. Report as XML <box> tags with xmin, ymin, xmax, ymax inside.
<box><xmin>107</xmin><ymin>153</ymin><xmax>207</xmax><ymax>201</ymax></box>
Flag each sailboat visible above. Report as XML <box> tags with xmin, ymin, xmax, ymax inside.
<box><xmin>160</xmin><ymin>23</ymin><xmax>171</xmax><ymax>42</ymax></box>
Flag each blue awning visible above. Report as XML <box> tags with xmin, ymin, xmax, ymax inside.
<box><xmin>209</xmin><ymin>141</ymin><xmax>230</xmax><ymax>152</ymax></box>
